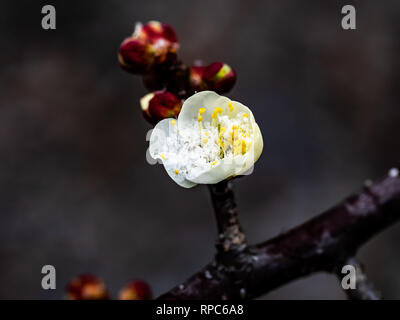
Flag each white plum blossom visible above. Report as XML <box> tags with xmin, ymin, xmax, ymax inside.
<box><xmin>149</xmin><ymin>91</ymin><xmax>263</xmax><ymax>188</ymax></box>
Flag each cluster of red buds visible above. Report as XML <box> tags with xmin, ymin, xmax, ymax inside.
<box><xmin>65</xmin><ymin>274</ymin><xmax>152</xmax><ymax>300</ymax></box>
<box><xmin>118</xmin><ymin>21</ymin><xmax>179</xmax><ymax>74</ymax></box>
<box><xmin>118</xmin><ymin>21</ymin><xmax>237</xmax><ymax>125</ymax></box>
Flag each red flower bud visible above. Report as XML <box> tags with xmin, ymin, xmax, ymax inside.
<box><xmin>189</xmin><ymin>62</ymin><xmax>236</xmax><ymax>94</ymax></box>
<box><xmin>119</xmin><ymin>21</ymin><xmax>179</xmax><ymax>74</ymax></box>
<box><xmin>140</xmin><ymin>21</ymin><xmax>178</xmax><ymax>45</ymax></box>
<box><xmin>203</xmin><ymin>62</ymin><xmax>236</xmax><ymax>94</ymax></box>
<box><xmin>140</xmin><ymin>91</ymin><xmax>182</xmax><ymax>125</ymax></box>
<box><xmin>118</xmin><ymin>38</ymin><xmax>154</xmax><ymax>74</ymax></box>
<box><xmin>118</xmin><ymin>280</ymin><xmax>153</xmax><ymax>300</ymax></box>
<box><xmin>189</xmin><ymin>66</ymin><xmax>207</xmax><ymax>92</ymax></box>
<box><xmin>65</xmin><ymin>274</ymin><xmax>109</xmax><ymax>300</ymax></box>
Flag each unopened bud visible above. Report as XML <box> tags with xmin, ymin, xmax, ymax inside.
<box><xmin>140</xmin><ymin>91</ymin><xmax>182</xmax><ymax>125</ymax></box>
<box><xmin>118</xmin><ymin>280</ymin><xmax>153</xmax><ymax>300</ymax></box>
<box><xmin>118</xmin><ymin>38</ymin><xmax>154</xmax><ymax>74</ymax></box>
<box><xmin>119</xmin><ymin>21</ymin><xmax>179</xmax><ymax>74</ymax></box>
<box><xmin>65</xmin><ymin>274</ymin><xmax>109</xmax><ymax>300</ymax></box>
<box><xmin>202</xmin><ymin>62</ymin><xmax>236</xmax><ymax>94</ymax></box>
<box><xmin>139</xmin><ymin>21</ymin><xmax>178</xmax><ymax>47</ymax></box>
<box><xmin>189</xmin><ymin>66</ymin><xmax>207</xmax><ymax>92</ymax></box>
<box><xmin>189</xmin><ymin>62</ymin><xmax>236</xmax><ymax>94</ymax></box>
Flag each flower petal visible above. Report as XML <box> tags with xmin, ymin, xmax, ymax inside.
<box><xmin>177</xmin><ymin>91</ymin><xmax>228</xmax><ymax>130</ymax></box>
<box><xmin>164</xmin><ymin>165</ymin><xmax>197</xmax><ymax>188</ymax></box>
<box><xmin>149</xmin><ymin>119</ymin><xmax>197</xmax><ymax>188</ymax></box>
<box><xmin>252</xmin><ymin>122</ymin><xmax>264</xmax><ymax>163</ymax></box>
<box><xmin>149</xmin><ymin>91</ymin><xmax>263</xmax><ymax>187</ymax></box>
<box><xmin>186</xmin><ymin>157</ymin><xmax>238</xmax><ymax>184</ymax></box>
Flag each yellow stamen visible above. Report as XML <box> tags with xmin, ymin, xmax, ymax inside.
<box><xmin>232</xmin><ymin>125</ymin><xmax>238</xmax><ymax>144</ymax></box>
<box><xmin>241</xmin><ymin>139</ymin><xmax>247</xmax><ymax>154</ymax></box>
<box><xmin>170</xmin><ymin>119</ymin><xmax>176</xmax><ymax>126</ymax></box>
<box><xmin>233</xmin><ymin>135</ymin><xmax>245</xmax><ymax>154</ymax></box>
<box><xmin>198</xmin><ymin>108</ymin><xmax>205</xmax><ymax>132</ymax></box>
<box><xmin>198</xmin><ymin>108</ymin><xmax>206</xmax><ymax>122</ymax></box>
<box><xmin>211</xmin><ymin>160</ymin><xmax>218</xmax><ymax>166</ymax></box>
<box><xmin>204</xmin><ymin>131</ymin><xmax>209</xmax><ymax>136</ymax></box>
<box><xmin>218</xmin><ymin>126</ymin><xmax>226</xmax><ymax>156</ymax></box>
<box><xmin>228</xmin><ymin>101</ymin><xmax>234</xmax><ymax>112</ymax></box>
<box><xmin>203</xmin><ymin>138</ymin><xmax>208</xmax><ymax>144</ymax></box>
<box><xmin>174</xmin><ymin>169</ymin><xmax>179</xmax><ymax>175</ymax></box>
<box><xmin>242</xmin><ymin>113</ymin><xmax>249</xmax><ymax>118</ymax></box>
<box><xmin>160</xmin><ymin>154</ymin><xmax>166</xmax><ymax>160</ymax></box>
<box><xmin>211</xmin><ymin>107</ymin><xmax>223</xmax><ymax>119</ymax></box>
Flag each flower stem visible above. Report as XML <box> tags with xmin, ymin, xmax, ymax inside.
<box><xmin>208</xmin><ymin>180</ymin><xmax>247</xmax><ymax>263</ymax></box>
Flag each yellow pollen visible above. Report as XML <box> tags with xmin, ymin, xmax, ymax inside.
<box><xmin>170</xmin><ymin>119</ymin><xmax>176</xmax><ymax>126</ymax></box>
<box><xmin>242</xmin><ymin>113</ymin><xmax>249</xmax><ymax>118</ymax></box>
<box><xmin>211</xmin><ymin>160</ymin><xmax>218</xmax><ymax>166</ymax></box>
<box><xmin>174</xmin><ymin>169</ymin><xmax>179</xmax><ymax>175</ymax></box>
<box><xmin>198</xmin><ymin>108</ymin><xmax>206</xmax><ymax>123</ymax></box>
<box><xmin>203</xmin><ymin>138</ymin><xmax>208</xmax><ymax>144</ymax></box>
<box><xmin>204</xmin><ymin>131</ymin><xmax>209</xmax><ymax>136</ymax></box>
<box><xmin>228</xmin><ymin>102</ymin><xmax>234</xmax><ymax>112</ymax></box>
<box><xmin>211</xmin><ymin>107</ymin><xmax>223</xmax><ymax>119</ymax></box>
<box><xmin>232</xmin><ymin>124</ymin><xmax>238</xmax><ymax>130</ymax></box>
<box><xmin>160</xmin><ymin>154</ymin><xmax>166</xmax><ymax>160</ymax></box>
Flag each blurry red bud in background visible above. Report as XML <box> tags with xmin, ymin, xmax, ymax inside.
<box><xmin>118</xmin><ymin>280</ymin><xmax>153</xmax><ymax>300</ymax></box>
<box><xmin>65</xmin><ymin>274</ymin><xmax>109</xmax><ymax>300</ymax></box>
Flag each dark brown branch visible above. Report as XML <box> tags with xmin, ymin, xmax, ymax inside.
<box><xmin>159</xmin><ymin>170</ymin><xmax>400</xmax><ymax>300</ymax></box>
<box><xmin>335</xmin><ymin>258</ymin><xmax>380</xmax><ymax>300</ymax></box>
<box><xmin>208</xmin><ymin>180</ymin><xmax>247</xmax><ymax>264</ymax></box>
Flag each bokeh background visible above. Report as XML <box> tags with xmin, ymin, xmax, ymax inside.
<box><xmin>1</xmin><ymin>0</ymin><xmax>400</xmax><ymax>299</ymax></box>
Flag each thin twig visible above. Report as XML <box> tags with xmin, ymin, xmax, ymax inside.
<box><xmin>336</xmin><ymin>258</ymin><xmax>380</xmax><ymax>300</ymax></box>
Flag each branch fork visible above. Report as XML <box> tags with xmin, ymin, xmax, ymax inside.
<box><xmin>159</xmin><ymin>168</ymin><xmax>400</xmax><ymax>300</ymax></box>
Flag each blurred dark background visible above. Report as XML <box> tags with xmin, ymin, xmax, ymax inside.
<box><xmin>0</xmin><ymin>0</ymin><xmax>399</xmax><ymax>299</ymax></box>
